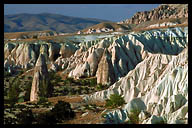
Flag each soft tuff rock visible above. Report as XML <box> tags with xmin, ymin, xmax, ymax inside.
<box><xmin>124</xmin><ymin>98</ymin><xmax>147</xmax><ymax>115</ymax></box>
<box><xmin>119</xmin><ymin>4</ymin><xmax>188</xmax><ymax>25</ymax></box>
<box><xmin>96</xmin><ymin>49</ymin><xmax>116</xmax><ymax>85</ymax></box>
<box><xmin>82</xmin><ymin>28</ymin><xmax>188</xmax><ymax>124</ymax></box>
<box><xmin>30</xmin><ymin>54</ymin><xmax>50</xmax><ymax>101</ymax></box>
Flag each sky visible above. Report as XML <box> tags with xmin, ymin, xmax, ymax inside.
<box><xmin>4</xmin><ymin>4</ymin><xmax>160</xmax><ymax>22</ymax></box>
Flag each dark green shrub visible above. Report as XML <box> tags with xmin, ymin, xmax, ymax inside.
<box><xmin>24</xmin><ymin>82</ymin><xmax>32</xmax><ymax>101</ymax></box>
<box><xmin>35</xmin><ymin>111</ymin><xmax>56</xmax><ymax>124</ymax></box>
<box><xmin>18</xmin><ymin>97</ymin><xmax>24</xmax><ymax>103</ymax></box>
<box><xmin>105</xmin><ymin>94</ymin><xmax>126</xmax><ymax>108</ymax></box>
<box><xmin>89</xmin><ymin>78</ymin><xmax>97</xmax><ymax>86</ymax></box>
<box><xmin>66</xmin><ymin>77</ymin><xmax>74</xmax><ymax>83</ymax></box>
<box><xmin>16</xmin><ymin>109</ymin><xmax>35</xmax><ymax>124</ymax></box>
<box><xmin>127</xmin><ymin>109</ymin><xmax>140</xmax><ymax>124</ymax></box>
<box><xmin>50</xmin><ymin>101</ymin><xmax>75</xmax><ymax>122</ymax></box>
<box><xmin>37</xmin><ymin>97</ymin><xmax>48</xmax><ymax>105</ymax></box>
<box><xmin>49</xmin><ymin>72</ymin><xmax>62</xmax><ymax>86</ymax></box>
<box><xmin>4</xmin><ymin>115</ymin><xmax>18</xmax><ymax>124</ymax></box>
<box><xmin>96</xmin><ymin>84</ymin><xmax>104</xmax><ymax>91</ymax></box>
<box><xmin>7</xmin><ymin>77</ymin><xmax>21</xmax><ymax>106</ymax></box>
<box><xmin>27</xmin><ymin>76</ymin><xmax>33</xmax><ymax>80</ymax></box>
<box><xmin>4</xmin><ymin>71</ymin><xmax>11</xmax><ymax>77</ymax></box>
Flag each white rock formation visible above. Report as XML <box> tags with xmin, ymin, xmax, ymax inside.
<box><xmin>82</xmin><ymin>27</ymin><xmax>188</xmax><ymax>124</ymax></box>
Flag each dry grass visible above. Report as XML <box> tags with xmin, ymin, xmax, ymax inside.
<box><xmin>18</xmin><ymin>95</ymin><xmax>106</xmax><ymax>124</ymax></box>
<box><xmin>64</xmin><ymin>111</ymin><xmax>105</xmax><ymax>124</ymax></box>
<box><xmin>47</xmin><ymin>95</ymin><xmax>83</xmax><ymax>105</ymax></box>
<box><xmin>4</xmin><ymin>30</ymin><xmax>52</xmax><ymax>39</ymax></box>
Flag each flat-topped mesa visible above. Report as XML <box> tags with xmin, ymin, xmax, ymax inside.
<box><xmin>30</xmin><ymin>53</ymin><xmax>50</xmax><ymax>102</ymax></box>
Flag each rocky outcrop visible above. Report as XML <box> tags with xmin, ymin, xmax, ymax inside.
<box><xmin>30</xmin><ymin>54</ymin><xmax>50</xmax><ymax>101</ymax></box>
<box><xmin>62</xmin><ymin>27</ymin><xmax>187</xmax><ymax>85</ymax></box>
<box><xmin>146</xmin><ymin>22</ymin><xmax>177</xmax><ymax>29</ymax></box>
<box><xmin>83</xmin><ymin>45</ymin><xmax>188</xmax><ymax>124</ymax></box>
<box><xmin>60</xmin><ymin>43</ymin><xmax>77</xmax><ymax>58</ymax></box>
<box><xmin>4</xmin><ymin>42</ymin><xmax>64</xmax><ymax>70</ymax></box>
<box><xmin>4</xmin><ymin>43</ymin><xmax>15</xmax><ymax>59</ymax></box>
<box><xmin>48</xmin><ymin>43</ymin><xmax>61</xmax><ymax>62</ymax></box>
<box><xmin>84</xmin><ymin>27</ymin><xmax>114</xmax><ymax>34</ymax></box>
<box><xmin>96</xmin><ymin>49</ymin><xmax>116</xmax><ymax>85</ymax></box>
<box><xmin>119</xmin><ymin>4</ymin><xmax>188</xmax><ymax>25</ymax></box>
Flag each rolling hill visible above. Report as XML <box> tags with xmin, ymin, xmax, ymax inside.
<box><xmin>4</xmin><ymin>13</ymin><xmax>108</xmax><ymax>33</ymax></box>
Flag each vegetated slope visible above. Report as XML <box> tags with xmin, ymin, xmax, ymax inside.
<box><xmin>4</xmin><ymin>13</ymin><xmax>108</xmax><ymax>33</ymax></box>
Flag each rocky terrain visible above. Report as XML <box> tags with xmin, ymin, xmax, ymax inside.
<box><xmin>78</xmin><ymin>22</ymin><xmax>132</xmax><ymax>34</ymax></box>
<box><xmin>4</xmin><ymin>4</ymin><xmax>188</xmax><ymax>124</ymax></box>
<box><xmin>118</xmin><ymin>4</ymin><xmax>188</xmax><ymax>25</ymax></box>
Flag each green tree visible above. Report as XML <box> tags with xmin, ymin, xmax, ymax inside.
<box><xmin>8</xmin><ymin>77</ymin><xmax>21</xmax><ymax>106</ymax></box>
<box><xmin>127</xmin><ymin>109</ymin><xmax>140</xmax><ymax>124</ymax></box>
<box><xmin>105</xmin><ymin>94</ymin><xmax>126</xmax><ymax>109</ymax></box>
<box><xmin>23</xmin><ymin>80</ymin><xmax>32</xmax><ymax>101</ymax></box>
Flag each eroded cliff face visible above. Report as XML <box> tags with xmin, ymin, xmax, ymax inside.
<box><xmin>4</xmin><ymin>4</ymin><xmax>188</xmax><ymax>124</ymax></box>
<box><xmin>4</xmin><ymin>27</ymin><xmax>187</xmax><ymax>86</ymax></box>
<box><xmin>4</xmin><ymin>26</ymin><xmax>188</xmax><ymax>124</ymax></box>
<box><xmin>62</xmin><ymin>27</ymin><xmax>187</xmax><ymax>85</ymax></box>
<box><xmin>82</xmin><ymin>37</ymin><xmax>188</xmax><ymax>124</ymax></box>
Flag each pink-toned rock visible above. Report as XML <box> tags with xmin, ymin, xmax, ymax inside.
<box><xmin>96</xmin><ymin>49</ymin><xmax>116</xmax><ymax>85</ymax></box>
<box><xmin>30</xmin><ymin>54</ymin><xmax>49</xmax><ymax>101</ymax></box>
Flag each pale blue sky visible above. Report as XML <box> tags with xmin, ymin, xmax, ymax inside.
<box><xmin>4</xmin><ymin>4</ymin><xmax>160</xmax><ymax>22</ymax></box>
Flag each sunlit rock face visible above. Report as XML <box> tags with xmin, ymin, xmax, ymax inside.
<box><xmin>96</xmin><ymin>49</ymin><xmax>116</xmax><ymax>85</ymax></box>
<box><xmin>119</xmin><ymin>4</ymin><xmax>188</xmax><ymax>25</ymax></box>
<box><xmin>4</xmin><ymin>42</ymin><xmax>62</xmax><ymax>69</ymax></box>
<box><xmin>81</xmin><ymin>27</ymin><xmax>188</xmax><ymax>124</ymax></box>
<box><xmin>30</xmin><ymin>54</ymin><xmax>50</xmax><ymax>102</ymax></box>
<box><xmin>3</xmin><ymin>26</ymin><xmax>188</xmax><ymax>124</ymax></box>
<box><xmin>64</xmin><ymin>27</ymin><xmax>187</xmax><ymax>85</ymax></box>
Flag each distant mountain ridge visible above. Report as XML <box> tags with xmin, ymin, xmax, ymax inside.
<box><xmin>4</xmin><ymin>13</ymin><xmax>109</xmax><ymax>33</ymax></box>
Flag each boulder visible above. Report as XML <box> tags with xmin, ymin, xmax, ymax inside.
<box><xmin>124</xmin><ymin>98</ymin><xmax>147</xmax><ymax>115</ymax></box>
<box><xmin>145</xmin><ymin>115</ymin><xmax>165</xmax><ymax>124</ymax></box>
